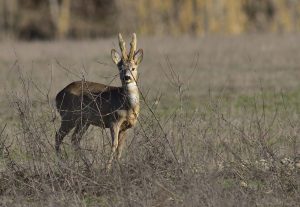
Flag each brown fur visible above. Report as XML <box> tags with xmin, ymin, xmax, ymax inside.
<box><xmin>66</xmin><ymin>81</ymin><xmax>116</xmax><ymax>96</ymax></box>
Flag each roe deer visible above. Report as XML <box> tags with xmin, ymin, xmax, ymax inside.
<box><xmin>55</xmin><ymin>33</ymin><xmax>143</xmax><ymax>169</ymax></box>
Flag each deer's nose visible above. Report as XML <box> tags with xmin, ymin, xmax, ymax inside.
<box><xmin>124</xmin><ymin>75</ymin><xmax>131</xmax><ymax>81</ymax></box>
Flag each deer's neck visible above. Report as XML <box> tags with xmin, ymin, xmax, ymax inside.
<box><xmin>125</xmin><ymin>83</ymin><xmax>139</xmax><ymax>107</ymax></box>
<box><xmin>124</xmin><ymin>82</ymin><xmax>140</xmax><ymax>110</ymax></box>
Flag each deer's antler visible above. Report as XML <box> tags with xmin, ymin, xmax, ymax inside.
<box><xmin>118</xmin><ymin>33</ymin><xmax>127</xmax><ymax>61</ymax></box>
<box><xmin>128</xmin><ymin>33</ymin><xmax>137</xmax><ymax>61</ymax></box>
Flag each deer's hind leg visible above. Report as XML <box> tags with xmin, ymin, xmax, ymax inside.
<box><xmin>55</xmin><ymin>120</ymin><xmax>75</xmax><ymax>154</ymax></box>
<box><xmin>71</xmin><ymin>121</ymin><xmax>90</xmax><ymax>151</ymax></box>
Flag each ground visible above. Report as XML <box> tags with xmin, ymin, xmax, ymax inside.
<box><xmin>0</xmin><ymin>34</ymin><xmax>299</xmax><ymax>206</ymax></box>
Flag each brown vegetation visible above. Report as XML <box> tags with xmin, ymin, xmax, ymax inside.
<box><xmin>1</xmin><ymin>0</ymin><xmax>300</xmax><ymax>40</ymax></box>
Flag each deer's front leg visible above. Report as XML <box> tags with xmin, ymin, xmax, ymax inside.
<box><xmin>116</xmin><ymin>130</ymin><xmax>127</xmax><ymax>160</ymax></box>
<box><xmin>107</xmin><ymin>123</ymin><xmax>120</xmax><ymax>170</ymax></box>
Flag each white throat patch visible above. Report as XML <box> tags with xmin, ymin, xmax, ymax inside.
<box><xmin>126</xmin><ymin>83</ymin><xmax>139</xmax><ymax>106</ymax></box>
<box><xmin>126</xmin><ymin>82</ymin><xmax>137</xmax><ymax>88</ymax></box>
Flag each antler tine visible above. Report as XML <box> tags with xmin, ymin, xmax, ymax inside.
<box><xmin>118</xmin><ymin>33</ymin><xmax>127</xmax><ymax>61</ymax></box>
<box><xmin>128</xmin><ymin>33</ymin><xmax>137</xmax><ymax>60</ymax></box>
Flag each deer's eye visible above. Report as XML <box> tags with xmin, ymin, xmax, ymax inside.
<box><xmin>132</xmin><ymin>68</ymin><xmax>136</xmax><ymax>71</ymax></box>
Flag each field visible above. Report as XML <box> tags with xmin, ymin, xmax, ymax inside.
<box><xmin>0</xmin><ymin>34</ymin><xmax>299</xmax><ymax>206</ymax></box>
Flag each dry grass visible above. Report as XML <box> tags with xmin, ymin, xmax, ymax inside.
<box><xmin>0</xmin><ymin>34</ymin><xmax>300</xmax><ymax>206</ymax></box>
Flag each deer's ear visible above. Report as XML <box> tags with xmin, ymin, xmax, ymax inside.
<box><xmin>134</xmin><ymin>49</ymin><xmax>143</xmax><ymax>64</ymax></box>
<box><xmin>111</xmin><ymin>49</ymin><xmax>121</xmax><ymax>64</ymax></box>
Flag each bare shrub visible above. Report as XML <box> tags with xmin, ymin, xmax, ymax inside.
<box><xmin>0</xmin><ymin>40</ymin><xmax>300</xmax><ymax>206</ymax></box>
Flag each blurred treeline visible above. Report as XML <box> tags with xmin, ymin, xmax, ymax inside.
<box><xmin>1</xmin><ymin>0</ymin><xmax>300</xmax><ymax>40</ymax></box>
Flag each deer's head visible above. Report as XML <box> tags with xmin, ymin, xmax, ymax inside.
<box><xmin>111</xmin><ymin>33</ymin><xmax>143</xmax><ymax>86</ymax></box>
